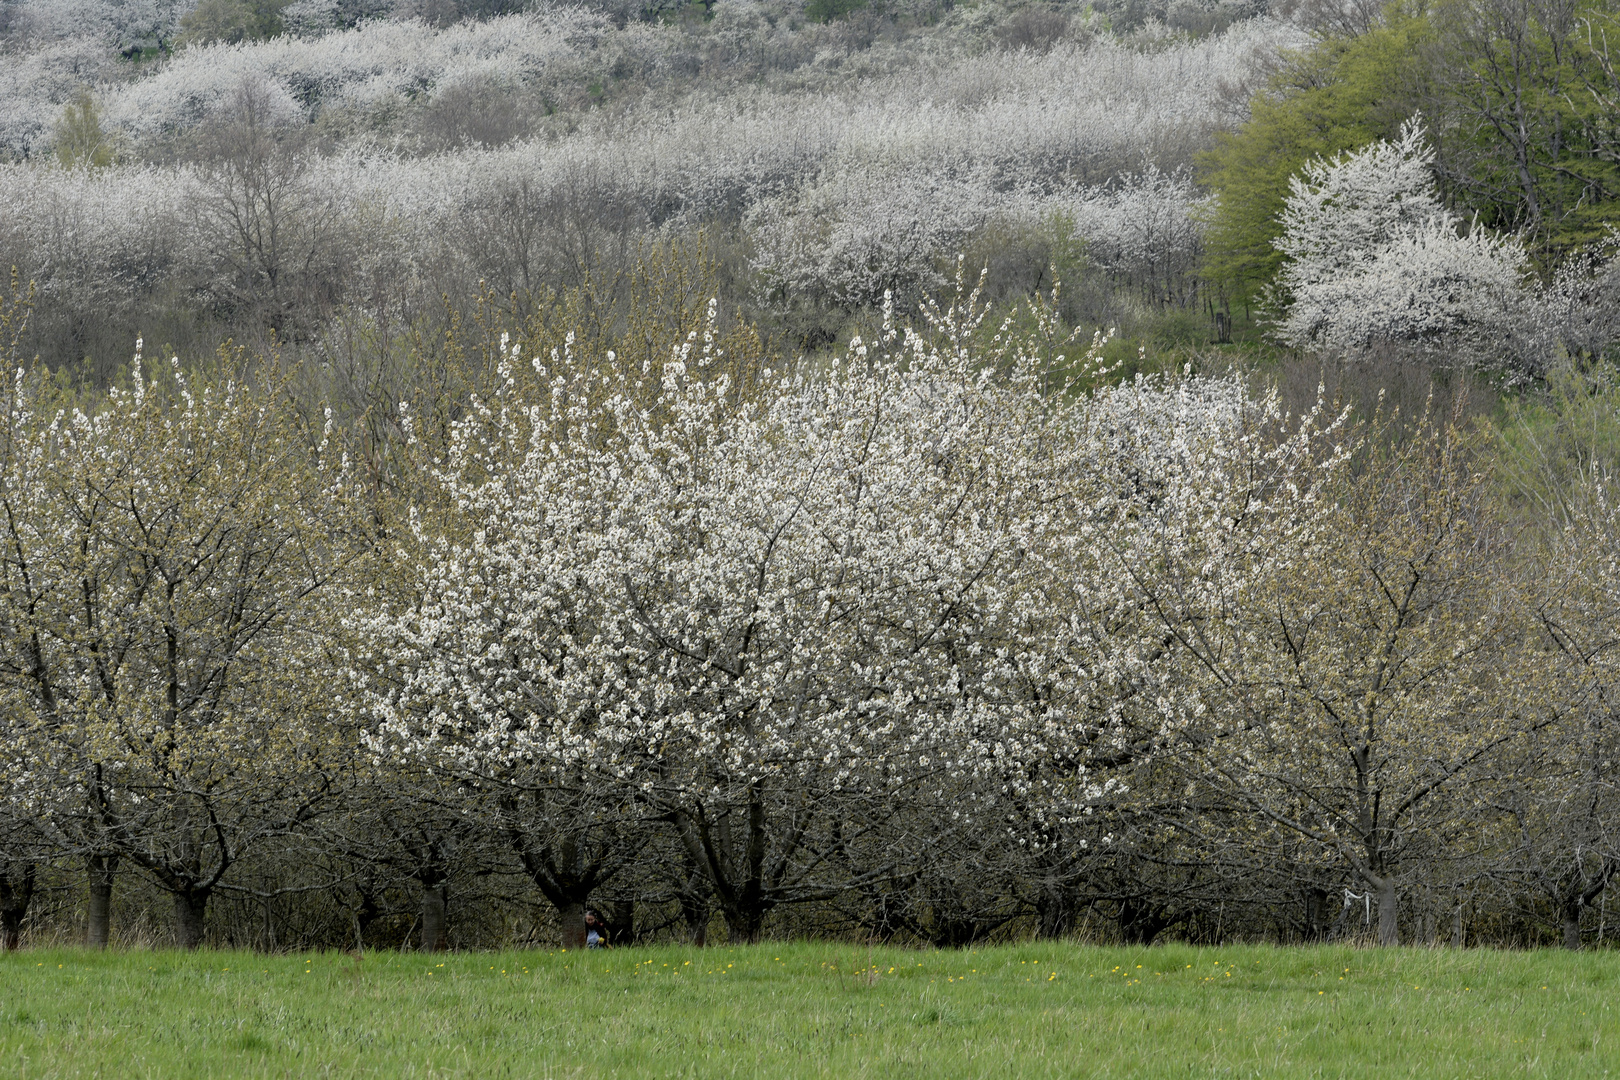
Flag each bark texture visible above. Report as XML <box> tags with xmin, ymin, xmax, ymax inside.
<box><xmin>86</xmin><ymin>854</ymin><xmax>117</xmax><ymax>949</ymax></box>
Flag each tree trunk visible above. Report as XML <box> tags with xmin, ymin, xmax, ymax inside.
<box><xmin>1118</xmin><ymin>896</ymin><xmax>1170</xmax><ymax>946</ymax></box>
<box><xmin>0</xmin><ymin>864</ymin><xmax>35</xmax><ymax>952</ymax></box>
<box><xmin>1302</xmin><ymin>887</ymin><xmax>1328</xmax><ymax>942</ymax></box>
<box><xmin>678</xmin><ymin>858</ymin><xmax>711</xmax><ymax>946</ymax></box>
<box><xmin>556</xmin><ymin>900</ymin><xmax>587</xmax><ymax>950</ymax></box>
<box><xmin>86</xmin><ymin>854</ymin><xmax>117</xmax><ymax>949</ymax></box>
<box><xmin>1375</xmin><ymin>878</ymin><xmax>1398</xmax><ymax>947</ymax></box>
<box><xmin>603</xmin><ymin>898</ymin><xmax>634</xmax><ymax>947</ymax></box>
<box><xmin>173</xmin><ymin>887</ymin><xmax>210</xmax><ymax>949</ymax></box>
<box><xmin>420</xmin><ymin>880</ymin><xmax>448</xmax><ymax>952</ymax></box>
<box><xmin>1036</xmin><ymin>883</ymin><xmax>1074</xmax><ymax>940</ymax></box>
<box><xmin>1563</xmin><ymin>901</ymin><xmax>1584</xmax><ymax>951</ymax></box>
<box><xmin>681</xmin><ymin>887</ymin><xmax>710</xmax><ymax>947</ymax></box>
<box><xmin>723</xmin><ymin>907</ymin><xmax>765</xmax><ymax>945</ymax></box>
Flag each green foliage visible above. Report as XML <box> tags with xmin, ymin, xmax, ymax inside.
<box><xmin>177</xmin><ymin>0</ymin><xmax>290</xmax><ymax>47</ymax></box>
<box><xmin>1198</xmin><ymin>9</ymin><xmax>1433</xmax><ymax>303</ymax></box>
<box><xmin>1204</xmin><ymin>0</ymin><xmax>1620</xmax><ymax>301</ymax></box>
<box><xmin>1491</xmin><ymin>362</ymin><xmax>1620</xmax><ymax>531</ymax></box>
<box><xmin>51</xmin><ymin>90</ymin><xmax>119</xmax><ymax>169</ymax></box>
<box><xmin>1431</xmin><ymin>0</ymin><xmax>1620</xmax><ymax>260</ymax></box>
<box><xmin>4</xmin><ymin>944</ymin><xmax>1620</xmax><ymax>1077</ymax></box>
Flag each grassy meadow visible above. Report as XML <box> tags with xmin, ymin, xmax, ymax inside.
<box><xmin>2</xmin><ymin>941</ymin><xmax>1617</xmax><ymax>1078</ymax></box>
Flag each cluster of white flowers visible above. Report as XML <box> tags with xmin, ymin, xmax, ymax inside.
<box><xmin>348</xmin><ymin>280</ymin><xmax>1335</xmax><ymax>857</ymax></box>
<box><xmin>104</xmin><ymin>9</ymin><xmax>612</xmax><ymax>136</ymax></box>
<box><xmin>1271</xmin><ymin>119</ymin><xmax>1533</xmax><ymax>357</ymax></box>
<box><xmin>748</xmin><ymin>164</ymin><xmax>1207</xmax><ymax>316</ymax></box>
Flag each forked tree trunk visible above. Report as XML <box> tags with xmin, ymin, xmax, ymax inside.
<box><xmin>1561</xmin><ymin>873</ymin><xmax>1613</xmax><ymax>950</ymax></box>
<box><xmin>420</xmin><ymin>880</ymin><xmax>449</xmax><ymax>952</ymax></box>
<box><xmin>173</xmin><ymin>887</ymin><xmax>211</xmax><ymax>949</ymax></box>
<box><xmin>86</xmin><ymin>854</ymin><xmax>118</xmax><ymax>949</ymax></box>
<box><xmin>671</xmin><ymin>786</ymin><xmax>783</xmax><ymax>948</ymax></box>
<box><xmin>503</xmin><ymin>814</ymin><xmax>611</xmax><ymax>952</ymax></box>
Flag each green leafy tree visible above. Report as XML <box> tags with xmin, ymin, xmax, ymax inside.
<box><xmin>52</xmin><ymin>91</ymin><xmax>119</xmax><ymax>170</ymax></box>
<box><xmin>1429</xmin><ymin>0</ymin><xmax>1620</xmax><ymax>259</ymax></box>
<box><xmin>1198</xmin><ymin>11</ymin><xmax>1433</xmax><ymax>303</ymax></box>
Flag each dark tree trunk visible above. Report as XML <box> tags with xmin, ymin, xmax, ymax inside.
<box><xmin>1302</xmin><ymin>887</ymin><xmax>1329</xmax><ymax>942</ymax></box>
<box><xmin>1374</xmin><ymin>877</ymin><xmax>1398</xmax><ymax>947</ymax></box>
<box><xmin>86</xmin><ymin>854</ymin><xmax>117</xmax><ymax>949</ymax></box>
<box><xmin>1118</xmin><ymin>896</ymin><xmax>1171</xmax><ymax>946</ymax></box>
<box><xmin>1560</xmin><ymin>871</ymin><xmax>1613</xmax><ymax>951</ymax></box>
<box><xmin>930</xmin><ymin>915</ymin><xmax>992</xmax><ymax>949</ymax></box>
<box><xmin>347</xmin><ymin>884</ymin><xmax>384</xmax><ymax>951</ymax></box>
<box><xmin>725</xmin><ymin>907</ymin><xmax>766</xmax><ymax>946</ymax></box>
<box><xmin>679</xmin><ymin>870</ymin><xmax>711</xmax><ymax>947</ymax></box>
<box><xmin>173</xmin><ymin>887</ymin><xmax>211</xmax><ymax>949</ymax></box>
<box><xmin>558</xmin><ymin>900</ymin><xmax>587</xmax><ymax>951</ymax></box>
<box><xmin>0</xmin><ymin>864</ymin><xmax>36</xmax><ymax>952</ymax></box>
<box><xmin>603</xmin><ymin>897</ymin><xmax>635</xmax><ymax>947</ymax></box>
<box><xmin>1036</xmin><ymin>883</ymin><xmax>1075</xmax><ymax>941</ymax></box>
<box><xmin>420</xmin><ymin>878</ymin><xmax>449</xmax><ymax>952</ymax></box>
<box><xmin>1563</xmin><ymin>904</ymin><xmax>1583</xmax><ymax>951</ymax></box>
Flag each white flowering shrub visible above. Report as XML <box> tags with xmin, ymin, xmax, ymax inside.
<box><xmin>1056</xmin><ymin>166</ymin><xmax>1207</xmax><ymax>306</ymax></box>
<box><xmin>1515</xmin><ymin>236</ymin><xmax>1620</xmax><ymax>364</ymax></box>
<box><xmin>341</xmin><ymin>271</ymin><xmax>1346</xmax><ymax>941</ymax></box>
<box><xmin>748</xmin><ymin>166</ymin><xmax>1000</xmax><ymax>312</ymax></box>
<box><xmin>104</xmin><ymin>10</ymin><xmax>606</xmax><ymax>134</ymax></box>
<box><xmin>0</xmin><ymin>38</ymin><xmax>121</xmax><ymax>158</ymax></box>
<box><xmin>0</xmin><ymin>162</ymin><xmax>200</xmax><ymax>305</ymax></box>
<box><xmin>747</xmin><ymin>166</ymin><xmax>1207</xmax><ymax>317</ymax></box>
<box><xmin>1272</xmin><ymin>119</ymin><xmax>1532</xmax><ymax>356</ymax></box>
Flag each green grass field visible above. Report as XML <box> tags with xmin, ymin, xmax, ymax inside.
<box><xmin>2</xmin><ymin>941</ymin><xmax>1617</xmax><ymax>1078</ymax></box>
